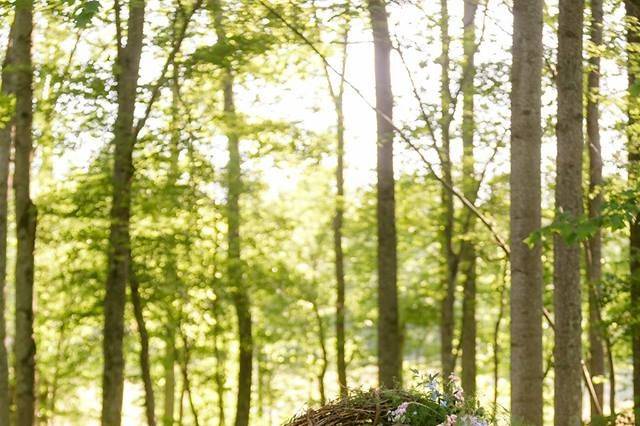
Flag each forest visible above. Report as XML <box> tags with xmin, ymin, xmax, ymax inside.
<box><xmin>0</xmin><ymin>0</ymin><xmax>639</xmax><ymax>425</ymax></box>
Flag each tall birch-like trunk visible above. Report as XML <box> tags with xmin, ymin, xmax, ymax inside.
<box><xmin>554</xmin><ymin>0</ymin><xmax>584</xmax><ymax>424</ymax></box>
<box><xmin>367</xmin><ymin>0</ymin><xmax>401</xmax><ymax>388</ymax></box>
<box><xmin>510</xmin><ymin>1</ymin><xmax>544</xmax><ymax>424</ymax></box>
<box><xmin>102</xmin><ymin>1</ymin><xmax>145</xmax><ymax>424</ymax></box>
<box><xmin>13</xmin><ymin>1</ymin><xmax>37</xmax><ymax>423</ymax></box>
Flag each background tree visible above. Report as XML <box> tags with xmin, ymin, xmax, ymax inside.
<box><xmin>510</xmin><ymin>0</ymin><xmax>544</xmax><ymax>424</ymax></box>
<box><xmin>367</xmin><ymin>0</ymin><xmax>402</xmax><ymax>388</ymax></box>
<box><xmin>102</xmin><ymin>0</ymin><xmax>145</xmax><ymax>424</ymax></box>
<box><xmin>211</xmin><ymin>1</ymin><xmax>254</xmax><ymax>424</ymax></box>
<box><xmin>460</xmin><ymin>0</ymin><xmax>479</xmax><ymax>398</ymax></box>
<box><xmin>13</xmin><ymin>0</ymin><xmax>36</xmax><ymax>423</ymax></box>
<box><xmin>0</xmin><ymin>17</ymin><xmax>14</xmax><ymax>425</ymax></box>
<box><xmin>586</xmin><ymin>0</ymin><xmax>606</xmax><ymax>419</ymax></box>
<box><xmin>554</xmin><ymin>0</ymin><xmax>585</xmax><ymax>424</ymax></box>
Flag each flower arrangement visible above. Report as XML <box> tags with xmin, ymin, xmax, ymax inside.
<box><xmin>386</xmin><ymin>371</ymin><xmax>490</xmax><ymax>426</ymax></box>
<box><xmin>285</xmin><ymin>371</ymin><xmax>493</xmax><ymax>426</ymax></box>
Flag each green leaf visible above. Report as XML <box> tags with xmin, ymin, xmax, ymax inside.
<box><xmin>74</xmin><ymin>1</ymin><xmax>100</xmax><ymax>28</ymax></box>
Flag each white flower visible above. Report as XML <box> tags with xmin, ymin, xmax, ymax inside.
<box><xmin>457</xmin><ymin>415</ymin><xmax>489</xmax><ymax>426</ymax></box>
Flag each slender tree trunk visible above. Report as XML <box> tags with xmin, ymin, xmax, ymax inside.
<box><xmin>439</xmin><ymin>0</ymin><xmax>456</xmax><ymax>382</ymax></box>
<box><xmin>460</xmin><ymin>0</ymin><xmax>478</xmax><ymax>398</ymax></box>
<box><xmin>0</xmin><ymin>18</ymin><xmax>15</xmax><ymax>426</ymax></box>
<box><xmin>212</xmin><ymin>302</ymin><xmax>226</xmax><ymax>426</ymax></box>
<box><xmin>316</xmin><ymin>8</ymin><xmax>350</xmax><ymax>395</ymax></box>
<box><xmin>129</xmin><ymin>256</ymin><xmax>157</xmax><ymax>426</ymax></box>
<box><xmin>367</xmin><ymin>0</ymin><xmax>401</xmax><ymax>388</ymax></box>
<box><xmin>102</xmin><ymin>1</ymin><xmax>145</xmax><ymax>425</ymax></box>
<box><xmin>328</xmin><ymin>29</ymin><xmax>349</xmax><ymax>396</ymax></box>
<box><xmin>178</xmin><ymin>376</ymin><xmax>185</xmax><ymax>426</ymax></box>
<box><xmin>626</xmin><ymin>2</ymin><xmax>640</xmax><ymax>424</ymax></box>
<box><xmin>554</xmin><ymin>0</ymin><xmax>584</xmax><ymax>424</ymax></box>
<box><xmin>211</xmin><ymin>3</ymin><xmax>253</xmax><ymax>424</ymax></box>
<box><xmin>492</xmin><ymin>266</ymin><xmax>507</xmax><ymax>416</ymax></box>
<box><xmin>162</xmin><ymin>62</ymin><xmax>180</xmax><ymax>426</ymax></box>
<box><xmin>225</xmin><ymin>74</ymin><xmax>252</xmax><ymax>426</ymax></box>
<box><xmin>312</xmin><ymin>301</ymin><xmax>328</xmax><ymax>405</ymax></box>
<box><xmin>178</xmin><ymin>331</ymin><xmax>200</xmax><ymax>426</ymax></box>
<box><xmin>257</xmin><ymin>348</ymin><xmax>264</xmax><ymax>420</ymax></box>
<box><xmin>587</xmin><ymin>0</ymin><xmax>605</xmax><ymax>419</ymax></box>
<box><xmin>510</xmin><ymin>1</ymin><xmax>544</xmax><ymax>424</ymax></box>
<box><xmin>13</xmin><ymin>1</ymin><xmax>37</xmax><ymax>423</ymax></box>
<box><xmin>162</xmin><ymin>329</ymin><xmax>176</xmax><ymax>426</ymax></box>
<box><xmin>333</xmin><ymin>99</ymin><xmax>348</xmax><ymax>398</ymax></box>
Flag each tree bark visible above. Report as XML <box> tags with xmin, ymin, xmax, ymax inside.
<box><xmin>211</xmin><ymin>3</ymin><xmax>253</xmax><ymax>424</ymax></box>
<box><xmin>162</xmin><ymin>329</ymin><xmax>176</xmax><ymax>426</ymax></box>
<box><xmin>626</xmin><ymin>2</ymin><xmax>640</xmax><ymax>424</ymax></box>
<box><xmin>510</xmin><ymin>1</ymin><xmax>544</xmax><ymax>424</ymax></box>
<box><xmin>0</xmin><ymin>18</ymin><xmax>15</xmax><ymax>426</ymax></box>
<box><xmin>102</xmin><ymin>1</ymin><xmax>145</xmax><ymax>425</ymax></box>
<box><xmin>587</xmin><ymin>0</ymin><xmax>606</xmax><ymax>419</ymax></box>
<box><xmin>554</xmin><ymin>0</ymin><xmax>584</xmax><ymax>424</ymax></box>
<box><xmin>439</xmin><ymin>0</ymin><xmax>456</xmax><ymax>382</ymax></box>
<box><xmin>367</xmin><ymin>0</ymin><xmax>401</xmax><ymax>389</ymax></box>
<box><xmin>129</xmin><ymin>256</ymin><xmax>157</xmax><ymax>426</ymax></box>
<box><xmin>13</xmin><ymin>1</ymin><xmax>37</xmax><ymax>423</ymax></box>
<box><xmin>460</xmin><ymin>0</ymin><xmax>478</xmax><ymax>398</ymax></box>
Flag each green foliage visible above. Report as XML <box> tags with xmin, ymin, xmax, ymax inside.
<box><xmin>0</xmin><ymin>93</ymin><xmax>14</xmax><ymax>127</ymax></box>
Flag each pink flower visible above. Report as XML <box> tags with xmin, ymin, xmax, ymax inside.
<box><xmin>438</xmin><ymin>414</ymin><xmax>458</xmax><ymax>426</ymax></box>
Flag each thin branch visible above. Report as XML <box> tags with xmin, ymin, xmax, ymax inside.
<box><xmin>133</xmin><ymin>0</ymin><xmax>204</xmax><ymax>138</ymax></box>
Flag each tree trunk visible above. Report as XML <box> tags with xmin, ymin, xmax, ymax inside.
<box><xmin>460</xmin><ymin>0</ymin><xmax>478</xmax><ymax>398</ymax></box>
<box><xmin>329</xmin><ymin>29</ymin><xmax>349</xmax><ymax>397</ymax></box>
<box><xmin>178</xmin><ymin>330</ymin><xmax>200</xmax><ymax>426</ymax></box>
<box><xmin>211</xmin><ymin>3</ymin><xmax>253</xmax><ymax>424</ymax></box>
<box><xmin>163</xmin><ymin>329</ymin><xmax>176</xmax><ymax>426</ymax></box>
<box><xmin>492</xmin><ymin>266</ymin><xmax>507</xmax><ymax>416</ymax></box>
<box><xmin>212</xmin><ymin>301</ymin><xmax>226</xmax><ymax>426</ymax></box>
<box><xmin>13</xmin><ymin>1</ymin><xmax>37</xmax><ymax>423</ymax></box>
<box><xmin>312</xmin><ymin>301</ymin><xmax>328</xmax><ymax>405</ymax></box>
<box><xmin>334</xmin><ymin>99</ymin><xmax>348</xmax><ymax>398</ymax></box>
<box><xmin>587</xmin><ymin>0</ymin><xmax>605</xmax><ymax>419</ymax></box>
<box><xmin>162</xmin><ymin>62</ymin><xmax>180</xmax><ymax>426</ymax></box>
<box><xmin>439</xmin><ymin>0</ymin><xmax>456</xmax><ymax>382</ymax></box>
<box><xmin>510</xmin><ymin>1</ymin><xmax>544</xmax><ymax>424</ymax></box>
<box><xmin>129</xmin><ymin>256</ymin><xmax>157</xmax><ymax>426</ymax></box>
<box><xmin>367</xmin><ymin>0</ymin><xmax>401</xmax><ymax>389</ymax></box>
<box><xmin>0</xmin><ymin>18</ymin><xmax>15</xmax><ymax>426</ymax></box>
<box><xmin>554</xmin><ymin>0</ymin><xmax>584</xmax><ymax>424</ymax></box>
<box><xmin>626</xmin><ymin>1</ymin><xmax>640</xmax><ymax>424</ymax></box>
<box><xmin>102</xmin><ymin>1</ymin><xmax>145</xmax><ymax>425</ymax></box>
<box><xmin>226</xmin><ymin>73</ymin><xmax>252</xmax><ymax>426</ymax></box>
